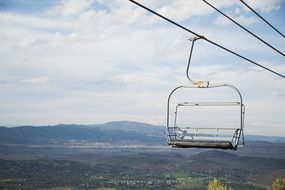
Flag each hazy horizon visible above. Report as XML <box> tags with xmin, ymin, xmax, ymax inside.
<box><xmin>1</xmin><ymin>120</ymin><xmax>285</xmax><ymax>138</ymax></box>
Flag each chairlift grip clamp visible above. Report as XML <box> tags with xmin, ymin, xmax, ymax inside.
<box><xmin>189</xmin><ymin>35</ymin><xmax>206</xmax><ymax>42</ymax></box>
<box><xmin>197</xmin><ymin>80</ymin><xmax>209</xmax><ymax>88</ymax></box>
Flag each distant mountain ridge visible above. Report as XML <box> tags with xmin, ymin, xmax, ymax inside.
<box><xmin>1</xmin><ymin>121</ymin><xmax>285</xmax><ymax>145</ymax></box>
<box><xmin>0</xmin><ymin>121</ymin><xmax>165</xmax><ymax>145</ymax></box>
<box><xmin>245</xmin><ymin>135</ymin><xmax>285</xmax><ymax>143</ymax></box>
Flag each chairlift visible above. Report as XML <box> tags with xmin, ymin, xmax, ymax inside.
<box><xmin>166</xmin><ymin>36</ymin><xmax>245</xmax><ymax>150</ymax></box>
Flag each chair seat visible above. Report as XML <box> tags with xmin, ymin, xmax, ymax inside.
<box><xmin>168</xmin><ymin>140</ymin><xmax>235</xmax><ymax>150</ymax></box>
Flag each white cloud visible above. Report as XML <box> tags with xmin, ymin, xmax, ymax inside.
<box><xmin>215</xmin><ymin>15</ymin><xmax>257</xmax><ymax>26</ymax></box>
<box><xmin>157</xmin><ymin>0</ymin><xmax>212</xmax><ymax>21</ymax></box>
<box><xmin>21</xmin><ymin>77</ymin><xmax>49</xmax><ymax>84</ymax></box>
<box><xmin>45</xmin><ymin>0</ymin><xmax>93</xmax><ymax>17</ymax></box>
<box><xmin>214</xmin><ymin>15</ymin><xmax>232</xmax><ymax>26</ymax></box>
<box><xmin>0</xmin><ymin>12</ymin><xmax>72</xmax><ymax>32</ymax></box>
<box><xmin>241</xmin><ymin>0</ymin><xmax>282</xmax><ymax>12</ymax></box>
<box><xmin>234</xmin><ymin>15</ymin><xmax>258</xmax><ymax>25</ymax></box>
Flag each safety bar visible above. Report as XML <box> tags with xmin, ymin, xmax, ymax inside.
<box><xmin>177</xmin><ymin>102</ymin><xmax>241</xmax><ymax>106</ymax></box>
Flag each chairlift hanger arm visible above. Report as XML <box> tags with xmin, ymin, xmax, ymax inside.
<box><xmin>128</xmin><ymin>0</ymin><xmax>285</xmax><ymax>79</ymax></box>
<box><xmin>186</xmin><ymin>36</ymin><xmax>210</xmax><ymax>87</ymax></box>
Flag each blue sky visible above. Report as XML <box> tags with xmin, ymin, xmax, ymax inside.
<box><xmin>0</xmin><ymin>0</ymin><xmax>284</xmax><ymax>136</ymax></box>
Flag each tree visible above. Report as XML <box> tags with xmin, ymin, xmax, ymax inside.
<box><xmin>208</xmin><ymin>178</ymin><xmax>231</xmax><ymax>190</ymax></box>
<box><xmin>270</xmin><ymin>178</ymin><xmax>285</xmax><ymax>190</ymax></box>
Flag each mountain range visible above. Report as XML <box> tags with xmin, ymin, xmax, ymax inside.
<box><xmin>0</xmin><ymin>121</ymin><xmax>165</xmax><ymax>145</ymax></box>
<box><xmin>1</xmin><ymin>121</ymin><xmax>285</xmax><ymax>146</ymax></box>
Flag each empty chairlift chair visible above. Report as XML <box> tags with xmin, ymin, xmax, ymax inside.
<box><xmin>166</xmin><ymin>36</ymin><xmax>245</xmax><ymax>150</ymax></box>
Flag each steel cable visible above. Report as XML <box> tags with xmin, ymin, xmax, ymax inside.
<box><xmin>202</xmin><ymin>0</ymin><xmax>284</xmax><ymax>57</ymax></box>
<box><xmin>239</xmin><ymin>0</ymin><xmax>285</xmax><ymax>39</ymax></box>
<box><xmin>128</xmin><ymin>0</ymin><xmax>285</xmax><ymax>78</ymax></box>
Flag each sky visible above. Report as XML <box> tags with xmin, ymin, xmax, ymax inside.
<box><xmin>0</xmin><ymin>0</ymin><xmax>284</xmax><ymax>136</ymax></box>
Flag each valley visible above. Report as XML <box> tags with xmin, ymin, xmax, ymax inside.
<box><xmin>0</xmin><ymin>121</ymin><xmax>284</xmax><ymax>190</ymax></box>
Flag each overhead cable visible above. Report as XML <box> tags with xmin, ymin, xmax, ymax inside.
<box><xmin>202</xmin><ymin>0</ymin><xmax>284</xmax><ymax>57</ymax></box>
<box><xmin>239</xmin><ymin>0</ymin><xmax>285</xmax><ymax>39</ymax></box>
<box><xmin>128</xmin><ymin>0</ymin><xmax>285</xmax><ymax>79</ymax></box>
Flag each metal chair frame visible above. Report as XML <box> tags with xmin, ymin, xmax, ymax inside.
<box><xmin>166</xmin><ymin>36</ymin><xmax>245</xmax><ymax>150</ymax></box>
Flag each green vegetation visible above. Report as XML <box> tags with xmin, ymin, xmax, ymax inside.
<box><xmin>269</xmin><ymin>178</ymin><xmax>285</xmax><ymax>190</ymax></box>
<box><xmin>0</xmin><ymin>151</ymin><xmax>284</xmax><ymax>190</ymax></box>
<box><xmin>208</xmin><ymin>178</ymin><xmax>231</xmax><ymax>190</ymax></box>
